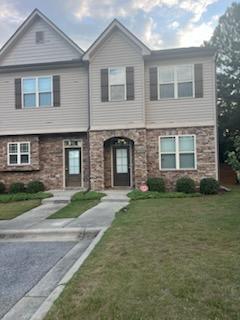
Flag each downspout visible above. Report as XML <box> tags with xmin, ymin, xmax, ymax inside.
<box><xmin>86</xmin><ymin>61</ymin><xmax>91</xmax><ymax>191</ymax></box>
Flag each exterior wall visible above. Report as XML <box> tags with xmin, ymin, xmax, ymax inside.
<box><xmin>147</xmin><ymin>126</ymin><xmax>217</xmax><ymax>190</ymax></box>
<box><xmin>89</xmin><ymin>129</ymin><xmax>147</xmax><ymax>190</ymax></box>
<box><xmin>0</xmin><ymin>17</ymin><xmax>81</xmax><ymax>66</ymax></box>
<box><xmin>0</xmin><ymin>67</ymin><xmax>88</xmax><ymax>135</ymax></box>
<box><xmin>89</xmin><ymin>30</ymin><xmax>145</xmax><ymax>130</ymax></box>
<box><xmin>145</xmin><ymin>56</ymin><xmax>216</xmax><ymax>128</ymax></box>
<box><xmin>0</xmin><ymin>133</ymin><xmax>89</xmax><ymax>190</ymax></box>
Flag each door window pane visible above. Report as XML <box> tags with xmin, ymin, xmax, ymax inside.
<box><xmin>160</xmin><ymin>137</ymin><xmax>176</xmax><ymax>153</ymax></box>
<box><xmin>180</xmin><ymin>154</ymin><xmax>195</xmax><ymax>169</ymax></box>
<box><xmin>179</xmin><ymin>136</ymin><xmax>194</xmax><ymax>152</ymax></box>
<box><xmin>110</xmin><ymin>85</ymin><xmax>125</xmax><ymax>101</ymax></box>
<box><xmin>69</xmin><ymin>150</ymin><xmax>80</xmax><ymax>174</ymax></box>
<box><xmin>161</xmin><ymin>154</ymin><xmax>176</xmax><ymax>169</ymax></box>
<box><xmin>116</xmin><ymin>148</ymin><xmax>128</xmax><ymax>173</ymax></box>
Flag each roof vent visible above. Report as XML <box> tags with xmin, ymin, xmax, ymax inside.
<box><xmin>36</xmin><ymin>31</ymin><xmax>44</xmax><ymax>44</ymax></box>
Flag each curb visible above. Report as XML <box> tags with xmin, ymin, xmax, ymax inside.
<box><xmin>29</xmin><ymin>227</ymin><xmax>107</xmax><ymax>320</ymax></box>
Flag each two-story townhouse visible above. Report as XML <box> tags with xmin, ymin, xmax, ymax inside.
<box><xmin>0</xmin><ymin>9</ymin><xmax>218</xmax><ymax>191</ymax></box>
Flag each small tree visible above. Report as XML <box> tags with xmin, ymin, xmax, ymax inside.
<box><xmin>226</xmin><ymin>135</ymin><xmax>240</xmax><ymax>183</ymax></box>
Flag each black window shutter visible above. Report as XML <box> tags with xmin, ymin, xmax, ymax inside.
<box><xmin>15</xmin><ymin>78</ymin><xmax>22</xmax><ymax>109</ymax></box>
<box><xmin>126</xmin><ymin>66</ymin><xmax>134</xmax><ymax>100</ymax></box>
<box><xmin>101</xmin><ymin>69</ymin><xmax>109</xmax><ymax>102</ymax></box>
<box><xmin>53</xmin><ymin>75</ymin><xmax>60</xmax><ymax>107</ymax></box>
<box><xmin>149</xmin><ymin>67</ymin><xmax>158</xmax><ymax>101</ymax></box>
<box><xmin>194</xmin><ymin>64</ymin><xmax>203</xmax><ymax>98</ymax></box>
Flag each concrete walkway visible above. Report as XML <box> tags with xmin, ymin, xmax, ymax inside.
<box><xmin>0</xmin><ymin>190</ymin><xmax>129</xmax><ymax>231</ymax></box>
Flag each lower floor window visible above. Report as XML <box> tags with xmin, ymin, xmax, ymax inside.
<box><xmin>8</xmin><ymin>142</ymin><xmax>30</xmax><ymax>165</ymax></box>
<box><xmin>159</xmin><ymin>135</ymin><xmax>196</xmax><ymax>170</ymax></box>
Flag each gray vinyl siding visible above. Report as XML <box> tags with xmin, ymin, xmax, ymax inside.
<box><xmin>145</xmin><ymin>56</ymin><xmax>216</xmax><ymax>127</ymax></box>
<box><xmin>0</xmin><ymin>67</ymin><xmax>88</xmax><ymax>135</ymax></box>
<box><xmin>0</xmin><ymin>18</ymin><xmax>81</xmax><ymax>66</ymax></box>
<box><xmin>89</xmin><ymin>30</ymin><xmax>145</xmax><ymax>129</ymax></box>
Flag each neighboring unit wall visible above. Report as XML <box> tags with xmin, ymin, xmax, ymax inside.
<box><xmin>145</xmin><ymin>56</ymin><xmax>216</xmax><ymax>128</ymax></box>
<box><xmin>89</xmin><ymin>30</ymin><xmax>145</xmax><ymax>130</ymax></box>
<box><xmin>0</xmin><ymin>17</ymin><xmax>81</xmax><ymax>66</ymax></box>
<box><xmin>147</xmin><ymin>126</ymin><xmax>217</xmax><ymax>190</ymax></box>
<box><xmin>0</xmin><ymin>133</ymin><xmax>89</xmax><ymax>190</ymax></box>
<box><xmin>0</xmin><ymin>67</ymin><xmax>88</xmax><ymax>135</ymax></box>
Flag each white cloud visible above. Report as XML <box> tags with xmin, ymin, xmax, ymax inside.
<box><xmin>143</xmin><ymin>17</ymin><xmax>163</xmax><ymax>49</ymax></box>
<box><xmin>177</xmin><ymin>20</ymin><xmax>215</xmax><ymax>47</ymax></box>
<box><xmin>169</xmin><ymin>21</ymin><xmax>180</xmax><ymax>29</ymax></box>
<box><xmin>180</xmin><ymin>0</ymin><xmax>218</xmax><ymax>22</ymax></box>
<box><xmin>0</xmin><ymin>2</ymin><xmax>24</xmax><ymax>24</ymax></box>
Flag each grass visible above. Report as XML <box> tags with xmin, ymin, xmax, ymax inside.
<box><xmin>0</xmin><ymin>192</ymin><xmax>52</xmax><ymax>203</ymax></box>
<box><xmin>128</xmin><ymin>189</ymin><xmax>201</xmax><ymax>200</ymax></box>
<box><xmin>46</xmin><ymin>186</ymin><xmax>240</xmax><ymax>320</ymax></box>
<box><xmin>48</xmin><ymin>199</ymin><xmax>100</xmax><ymax>219</ymax></box>
<box><xmin>48</xmin><ymin>191</ymin><xmax>105</xmax><ymax>219</ymax></box>
<box><xmin>0</xmin><ymin>199</ymin><xmax>41</xmax><ymax>220</ymax></box>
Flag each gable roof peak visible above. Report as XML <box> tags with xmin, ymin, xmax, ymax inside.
<box><xmin>0</xmin><ymin>8</ymin><xmax>84</xmax><ymax>58</ymax></box>
<box><xmin>82</xmin><ymin>18</ymin><xmax>151</xmax><ymax>61</ymax></box>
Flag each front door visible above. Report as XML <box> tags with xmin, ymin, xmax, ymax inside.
<box><xmin>113</xmin><ymin>146</ymin><xmax>131</xmax><ymax>187</ymax></box>
<box><xmin>65</xmin><ymin>148</ymin><xmax>82</xmax><ymax>187</ymax></box>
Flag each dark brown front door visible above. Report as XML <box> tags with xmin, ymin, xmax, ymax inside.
<box><xmin>65</xmin><ymin>148</ymin><xmax>82</xmax><ymax>187</ymax></box>
<box><xmin>113</xmin><ymin>146</ymin><xmax>131</xmax><ymax>187</ymax></box>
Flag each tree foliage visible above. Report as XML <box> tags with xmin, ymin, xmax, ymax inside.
<box><xmin>205</xmin><ymin>2</ymin><xmax>240</xmax><ymax>161</ymax></box>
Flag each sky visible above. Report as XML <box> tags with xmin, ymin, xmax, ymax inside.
<box><xmin>0</xmin><ymin>0</ymin><xmax>237</xmax><ymax>51</ymax></box>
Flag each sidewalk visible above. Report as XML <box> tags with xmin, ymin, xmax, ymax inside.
<box><xmin>0</xmin><ymin>190</ymin><xmax>129</xmax><ymax>231</ymax></box>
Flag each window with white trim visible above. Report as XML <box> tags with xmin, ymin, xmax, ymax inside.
<box><xmin>22</xmin><ymin>77</ymin><xmax>52</xmax><ymax>108</ymax></box>
<box><xmin>158</xmin><ymin>65</ymin><xmax>194</xmax><ymax>99</ymax></box>
<box><xmin>159</xmin><ymin>135</ymin><xmax>196</xmax><ymax>170</ymax></box>
<box><xmin>109</xmin><ymin>67</ymin><xmax>126</xmax><ymax>101</ymax></box>
<box><xmin>8</xmin><ymin>142</ymin><xmax>30</xmax><ymax>165</ymax></box>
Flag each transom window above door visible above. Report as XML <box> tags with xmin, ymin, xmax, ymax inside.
<box><xmin>158</xmin><ymin>65</ymin><xmax>194</xmax><ymax>99</ymax></box>
<box><xmin>109</xmin><ymin>67</ymin><xmax>126</xmax><ymax>101</ymax></box>
<box><xmin>22</xmin><ymin>76</ymin><xmax>53</xmax><ymax>108</ymax></box>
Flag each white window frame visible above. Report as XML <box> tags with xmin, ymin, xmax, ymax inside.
<box><xmin>22</xmin><ymin>76</ymin><xmax>53</xmax><ymax>108</ymax></box>
<box><xmin>8</xmin><ymin>142</ymin><xmax>31</xmax><ymax>166</ymax></box>
<box><xmin>159</xmin><ymin>135</ymin><xmax>197</xmax><ymax>171</ymax></box>
<box><xmin>157</xmin><ymin>64</ymin><xmax>195</xmax><ymax>100</ymax></box>
<box><xmin>108</xmin><ymin>67</ymin><xmax>126</xmax><ymax>102</ymax></box>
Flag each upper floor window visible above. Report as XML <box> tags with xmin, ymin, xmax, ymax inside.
<box><xmin>158</xmin><ymin>65</ymin><xmax>194</xmax><ymax>99</ymax></box>
<box><xmin>109</xmin><ymin>67</ymin><xmax>126</xmax><ymax>101</ymax></box>
<box><xmin>159</xmin><ymin>135</ymin><xmax>196</xmax><ymax>170</ymax></box>
<box><xmin>8</xmin><ymin>142</ymin><xmax>30</xmax><ymax>165</ymax></box>
<box><xmin>22</xmin><ymin>77</ymin><xmax>53</xmax><ymax>108</ymax></box>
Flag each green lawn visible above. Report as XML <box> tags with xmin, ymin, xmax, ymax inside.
<box><xmin>0</xmin><ymin>199</ymin><xmax>41</xmax><ymax>220</ymax></box>
<box><xmin>46</xmin><ymin>187</ymin><xmax>240</xmax><ymax>320</ymax></box>
<box><xmin>48</xmin><ymin>191</ymin><xmax>105</xmax><ymax>219</ymax></box>
<box><xmin>48</xmin><ymin>199</ymin><xmax>100</xmax><ymax>219</ymax></box>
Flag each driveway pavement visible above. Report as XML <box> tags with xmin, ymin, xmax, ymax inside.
<box><xmin>0</xmin><ymin>241</ymin><xmax>76</xmax><ymax>318</ymax></box>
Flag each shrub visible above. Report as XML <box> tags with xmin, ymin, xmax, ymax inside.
<box><xmin>72</xmin><ymin>191</ymin><xmax>106</xmax><ymax>201</ymax></box>
<box><xmin>146</xmin><ymin>177</ymin><xmax>165</xmax><ymax>192</ymax></box>
<box><xmin>128</xmin><ymin>190</ymin><xmax>201</xmax><ymax>200</ymax></box>
<box><xmin>0</xmin><ymin>182</ymin><xmax>5</xmax><ymax>194</ymax></box>
<box><xmin>9</xmin><ymin>182</ymin><xmax>25</xmax><ymax>193</ymax></box>
<box><xmin>200</xmin><ymin>178</ymin><xmax>219</xmax><ymax>195</ymax></box>
<box><xmin>0</xmin><ymin>192</ymin><xmax>52</xmax><ymax>203</ymax></box>
<box><xmin>176</xmin><ymin>177</ymin><xmax>196</xmax><ymax>194</ymax></box>
<box><xmin>26</xmin><ymin>180</ymin><xmax>45</xmax><ymax>193</ymax></box>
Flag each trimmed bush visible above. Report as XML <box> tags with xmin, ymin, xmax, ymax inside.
<box><xmin>128</xmin><ymin>190</ymin><xmax>201</xmax><ymax>200</ymax></box>
<box><xmin>200</xmin><ymin>178</ymin><xmax>219</xmax><ymax>195</ymax></box>
<box><xmin>146</xmin><ymin>177</ymin><xmax>165</xmax><ymax>192</ymax></box>
<box><xmin>0</xmin><ymin>192</ymin><xmax>52</xmax><ymax>203</ymax></box>
<box><xmin>72</xmin><ymin>191</ymin><xmax>106</xmax><ymax>201</ymax></box>
<box><xmin>26</xmin><ymin>181</ymin><xmax>45</xmax><ymax>193</ymax></box>
<box><xmin>176</xmin><ymin>176</ymin><xmax>196</xmax><ymax>194</ymax></box>
<box><xmin>0</xmin><ymin>182</ymin><xmax>5</xmax><ymax>194</ymax></box>
<box><xmin>9</xmin><ymin>182</ymin><xmax>25</xmax><ymax>194</ymax></box>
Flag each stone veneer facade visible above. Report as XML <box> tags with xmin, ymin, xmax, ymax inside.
<box><xmin>0</xmin><ymin>126</ymin><xmax>217</xmax><ymax>191</ymax></box>
<box><xmin>0</xmin><ymin>133</ymin><xmax>89</xmax><ymax>190</ymax></box>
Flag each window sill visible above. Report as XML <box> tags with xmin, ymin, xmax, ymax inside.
<box><xmin>159</xmin><ymin>169</ymin><xmax>197</xmax><ymax>172</ymax></box>
<box><xmin>0</xmin><ymin>165</ymin><xmax>40</xmax><ymax>172</ymax></box>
